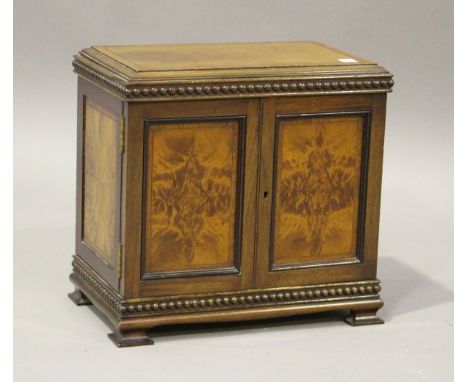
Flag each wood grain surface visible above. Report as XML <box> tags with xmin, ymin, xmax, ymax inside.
<box><xmin>273</xmin><ymin>115</ymin><xmax>364</xmax><ymax>265</ymax></box>
<box><xmin>144</xmin><ymin>119</ymin><xmax>241</xmax><ymax>274</ymax></box>
<box><xmin>91</xmin><ymin>41</ymin><xmax>374</xmax><ymax>73</ymax></box>
<box><xmin>82</xmin><ymin>99</ymin><xmax>119</xmax><ymax>265</ymax></box>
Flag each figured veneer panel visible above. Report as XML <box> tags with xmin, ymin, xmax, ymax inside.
<box><xmin>143</xmin><ymin>118</ymin><xmax>244</xmax><ymax>277</ymax></box>
<box><xmin>272</xmin><ymin>114</ymin><xmax>366</xmax><ymax>267</ymax></box>
<box><xmin>82</xmin><ymin>100</ymin><xmax>120</xmax><ymax>265</ymax></box>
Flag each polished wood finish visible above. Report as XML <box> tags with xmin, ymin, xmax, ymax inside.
<box><xmin>73</xmin><ymin>41</ymin><xmax>393</xmax><ymax>101</ymax></box>
<box><xmin>82</xmin><ymin>99</ymin><xmax>120</xmax><ymax>265</ymax></box>
<box><xmin>255</xmin><ymin>95</ymin><xmax>386</xmax><ymax>290</ymax></box>
<box><xmin>75</xmin><ymin>80</ymin><xmax>123</xmax><ymax>291</ymax></box>
<box><xmin>79</xmin><ymin>41</ymin><xmax>377</xmax><ymax>82</ymax></box>
<box><xmin>124</xmin><ymin>99</ymin><xmax>259</xmax><ymax>297</ymax></box>
<box><xmin>273</xmin><ymin>113</ymin><xmax>365</xmax><ymax>266</ymax></box>
<box><xmin>70</xmin><ymin>254</ymin><xmax>383</xmax><ymax>330</ymax></box>
<box><xmin>143</xmin><ymin>117</ymin><xmax>243</xmax><ymax>277</ymax></box>
<box><xmin>69</xmin><ymin>42</ymin><xmax>392</xmax><ymax>347</ymax></box>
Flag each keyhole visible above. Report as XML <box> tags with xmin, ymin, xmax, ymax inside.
<box><xmin>264</xmin><ymin>191</ymin><xmax>269</xmax><ymax>199</ymax></box>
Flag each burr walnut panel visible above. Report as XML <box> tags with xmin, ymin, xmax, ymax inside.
<box><xmin>143</xmin><ymin>117</ymin><xmax>244</xmax><ymax>278</ymax></box>
<box><xmin>272</xmin><ymin>114</ymin><xmax>367</xmax><ymax>268</ymax></box>
<box><xmin>82</xmin><ymin>99</ymin><xmax>120</xmax><ymax>266</ymax></box>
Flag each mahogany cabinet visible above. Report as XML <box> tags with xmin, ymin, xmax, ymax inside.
<box><xmin>68</xmin><ymin>42</ymin><xmax>393</xmax><ymax>347</ymax></box>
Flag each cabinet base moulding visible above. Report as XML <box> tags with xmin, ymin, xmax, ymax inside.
<box><xmin>69</xmin><ymin>255</ymin><xmax>384</xmax><ymax>346</ymax></box>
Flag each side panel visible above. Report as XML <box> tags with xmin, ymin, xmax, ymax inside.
<box><xmin>76</xmin><ymin>78</ymin><xmax>123</xmax><ymax>290</ymax></box>
<box><xmin>256</xmin><ymin>94</ymin><xmax>386</xmax><ymax>288</ymax></box>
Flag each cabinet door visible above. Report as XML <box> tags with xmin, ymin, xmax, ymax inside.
<box><xmin>256</xmin><ymin>95</ymin><xmax>386</xmax><ymax>288</ymax></box>
<box><xmin>124</xmin><ymin>99</ymin><xmax>260</xmax><ymax>297</ymax></box>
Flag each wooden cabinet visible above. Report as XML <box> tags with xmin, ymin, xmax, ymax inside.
<box><xmin>69</xmin><ymin>42</ymin><xmax>393</xmax><ymax>347</ymax></box>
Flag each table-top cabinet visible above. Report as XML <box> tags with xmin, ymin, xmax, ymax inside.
<box><xmin>69</xmin><ymin>41</ymin><xmax>393</xmax><ymax>347</ymax></box>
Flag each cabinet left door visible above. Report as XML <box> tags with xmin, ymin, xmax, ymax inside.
<box><xmin>124</xmin><ymin>99</ymin><xmax>260</xmax><ymax>298</ymax></box>
<box><xmin>76</xmin><ymin>79</ymin><xmax>124</xmax><ymax>291</ymax></box>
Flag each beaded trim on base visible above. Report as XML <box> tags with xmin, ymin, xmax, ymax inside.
<box><xmin>119</xmin><ymin>282</ymin><xmax>381</xmax><ymax>318</ymax></box>
<box><xmin>72</xmin><ymin>255</ymin><xmax>382</xmax><ymax>319</ymax></box>
<box><xmin>72</xmin><ymin>257</ymin><xmax>121</xmax><ymax>311</ymax></box>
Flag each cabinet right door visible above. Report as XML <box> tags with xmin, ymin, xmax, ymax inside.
<box><xmin>255</xmin><ymin>94</ymin><xmax>387</xmax><ymax>288</ymax></box>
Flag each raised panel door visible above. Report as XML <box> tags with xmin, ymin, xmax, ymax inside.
<box><xmin>255</xmin><ymin>95</ymin><xmax>387</xmax><ymax>288</ymax></box>
<box><xmin>124</xmin><ymin>99</ymin><xmax>260</xmax><ymax>297</ymax></box>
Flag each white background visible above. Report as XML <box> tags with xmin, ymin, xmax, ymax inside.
<box><xmin>12</xmin><ymin>1</ymin><xmax>453</xmax><ymax>381</ymax></box>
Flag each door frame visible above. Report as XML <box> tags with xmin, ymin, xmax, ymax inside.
<box><xmin>255</xmin><ymin>94</ymin><xmax>387</xmax><ymax>289</ymax></box>
<box><xmin>122</xmin><ymin>98</ymin><xmax>261</xmax><ymax>298</ymax></box>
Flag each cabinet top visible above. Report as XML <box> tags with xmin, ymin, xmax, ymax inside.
<box><xmin>73</xmin><ymin>41</ymin><xmax>393</xmax><ymax>101</ymax></box>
